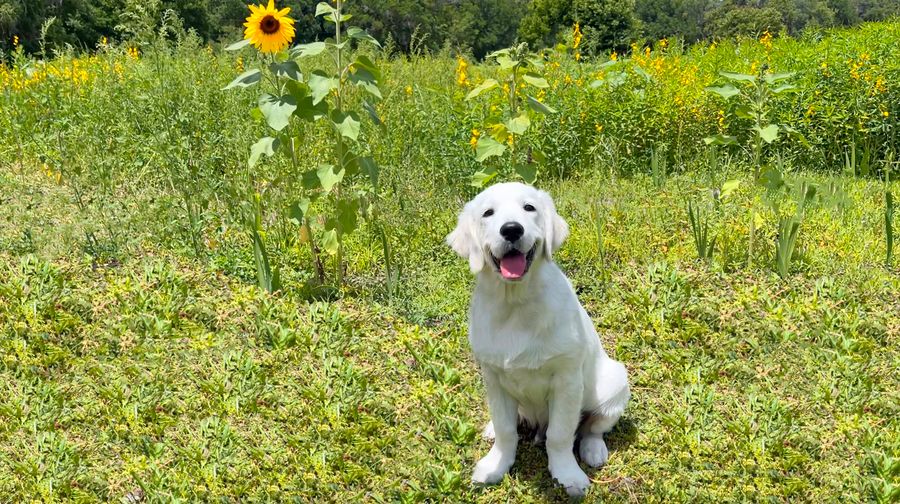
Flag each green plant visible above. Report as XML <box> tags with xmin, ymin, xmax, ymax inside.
<box><xmin>884</xmin><ymin>153</ymin><xmax>895</xmax><ymax>267</ymax></box>
<box><xmin>465</xmin><ymin>42</ymin><xmax>557</xmax><ymax>187</ymax></box>
<box><xmin>704</xmin><ymin>66</ymin><xmax>804</xmax><ymax>266</ymax></box>
<box><xmin>686</xmin><ymin>200</ymin><xmax>716</xmax><ymax>261</ymax></box>
<box><xmin>224</xmin><ymin>0</ymin><xmax>385</xmax><ymax>290</ymax></box>
<box><xmin>651</xmin><ymin>143</ymin><xmax>667</xmax><ymax>189</ymax></box>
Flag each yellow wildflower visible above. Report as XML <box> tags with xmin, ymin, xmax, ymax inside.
<box><xmin>456</xmin><ymin>56</ymin><xmax>469</xmax><ymax>87</ymax></box>
<box><xmin>12</xmin><ymin>35</ymin><xmax>18</xmax><ymax>47</ymax></box>
<box><xmin>573</xmin><ymin>23</ymin><xmax>583</xmax><ymax>49</ymax></box>
<box><xmin>760</xmin><ymin>30</ymin><xmax>773</xmax><ymax>51</ymax></box>
<box><xmin>405</xmin><ymin>85</ymin><xmax>413</xmax><ymax>96</ymax></box>
<box><xmin>884</xmin><ymin>110</ymin><xmax>890</xmax><ymax>118</ymax></box>
<box><xmin>659</xmin><ymin>38</ymin><xmax>668</xmax><ymax>50</ymax></box>
<box><xmin>610</xmin><ymin>51</ymin><xmax>618</xmax><ymax>62</ymax></box>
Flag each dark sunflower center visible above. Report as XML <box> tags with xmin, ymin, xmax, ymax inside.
<box><xmin>260</xmin><ymin>15</ymin><xmax>280</xmax><ymax>35</ymax></box>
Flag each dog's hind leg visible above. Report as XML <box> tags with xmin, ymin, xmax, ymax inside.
<box><xmin>579</xmin><ymin>359</ymin><xmax>630</xmax><ymax>467</ymax></box>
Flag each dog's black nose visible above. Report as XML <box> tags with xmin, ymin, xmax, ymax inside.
<box><xmin>500</xmin><ymin>222</ymin><xmax>524</xmax><ymax>242</ymax></box>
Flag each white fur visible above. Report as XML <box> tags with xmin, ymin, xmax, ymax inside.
<box><xmin>448</xmin><ymin>182</ymin><xmax>630</xmax><ymax>497</ymax></box>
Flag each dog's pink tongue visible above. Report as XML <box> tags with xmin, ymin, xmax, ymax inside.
<box><xmin>500</xmin><ymin>252</ymin><xmax>527</xmax><ymax>279</ymax></box>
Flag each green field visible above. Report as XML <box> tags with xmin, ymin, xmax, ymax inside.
<box><xmin>1</xmin><ymin>16</ymin><xmax>899</xmax><ymax>503</ymax></box>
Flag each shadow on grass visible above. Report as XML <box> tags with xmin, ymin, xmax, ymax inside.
<box><xmin>498</xmin><ymin>415</ymin><xmax>639</xmax><ymax>501</ymax></box>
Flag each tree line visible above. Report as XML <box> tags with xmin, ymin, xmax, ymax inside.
<box><xmin>1</xmin><ymin>0</ymin><xmax>897</xmax><ymax>58</ymax></box>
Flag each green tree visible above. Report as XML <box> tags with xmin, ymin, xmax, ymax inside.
<box><xmin>519</xmin><ymin>0</ymin><xmax>639</xmax><ymax>53</ymax></box>
<box><xmin>635</xmin><ymin>0</ymin><xmax>712</xmax><ymax>42</ymax></box>
<box><xmin>705</xmin><ymin>1</ymin><xmax>784</xmax><ymax>37</ymax></box>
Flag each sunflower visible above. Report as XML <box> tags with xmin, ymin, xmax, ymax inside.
<box><xmin>244</xmin><ymin>0</ymin><xmax>296</xmax><ymax>54</ymax></box>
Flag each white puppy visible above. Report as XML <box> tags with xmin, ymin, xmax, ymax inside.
<box><xmin>447</xmin><ymin>182</ymin><xmax>630</xmax><ymax>497</ymax></box>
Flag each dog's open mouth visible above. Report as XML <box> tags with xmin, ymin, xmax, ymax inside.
<box><xmin>491</xmin><ymin>246</ymin><xmax>536</xmax><ymax>281</ymax></box>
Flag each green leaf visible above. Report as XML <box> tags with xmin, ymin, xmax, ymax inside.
<box><xmin>771</xmin><ymin>84</ymin><xmax>798</xmax><ymax>94</ymax></box>
<box><xmin>470</xmin><ymin>169</ymin><xmax>498</xmax><ymax>188</ymax></box>
<box><xmin>526</xmin><ymin>96</ymin><xmax>557</xmax><ymax>114</ymax></box>
<box><xmin>330</xmin><ymin>111</ymin><xmax>361</xmax><ymax>141</ymax></box>
<box><xmin>523</xmin><ymin>73</ymin><xmax>549</xmax><ymax>88</ymax></box>
<box><xmin>291</xmin><ymin>41</ymin><xmax>326</xmax><ymax>58</ymax></box>
<box><xmin>515</xmin><ymin>164</ymin><xmax>537</xmax><ymax>184</ymax></box>
<box><xmin>249</xmin><ymin>136</ymin><xmax>279</xmax><ymax>168</ymax></box>
<box><xmin>719</xmin><ymin>71</ymin><xmax>756</xmax><ymax>83</ymax></box>
<box><xmin>287</xmin><ymin>199</ymin><xmax>310</xmax><ymax>225</ymax></box>
<box><xmin>734</xmin><ymin>104</ymin><xmax>755</xmax><ymax>119</ymax></box>
<box><xmin>349</xmin><ymin>55</ymin><xmax>382</xmax><ymax>99</ymax></box>
<box><xmin>315</xmin><ymin>2</ymin><xmax>336</xmax><ymax>17</ymax></box>
<box><xmin>347</xmin><ymin>27</ymin><xmax>381</xmax><ymax>48</ymax></box>
<box><xmin>633</xmin><ymin>65</ymin><xmax>652</xmax><ymax>82</ymax></box>
<box><xmin>301</xmin><ymin>170</ymin><xmax>321</xmax><ymax>190</ymax></box>
<box><xmin>705</xmin><ymin>84</ymin><xmax>739</xmax><ymax>99</ymax></box>
<box><xmin>309</xmin><ymin>70</ymin><xmax>337</xmax><ymax>105</ymax></box>
<box><xmin>506</xmin><ymin>113</ymin><xmax>530</xmax><ymax>135</ymax></box>
<box><xmin>495</xmin><ymin>54</ymin><xmax>518</xmax><ymax>70</ymax></box>
<box><xmin>223</xmin><ymin>69</ymin><xmax>261</xmax><ymax>90</ymax></box>
<box><xmin>466</xmin><ymin>79</ymin><xmax>499</xmax><ymax>100</ymax></box>
<box><xmin>764</xmin><ymin>72</ymin><xmax>795</xmax><ymax>84</ymax></box>
<box><xmin>258</xmin><ymin>94</ymin><xmax>297</xmax><ymax>132</ymax></box>
<box><xmin>754</xmin><ymin>124</ymin><xmax>779</xmax><ymax>143</ymax></box>
<box><xmin>225</xmin><ymin>39</ymin><xmax>250</xmax><ymax>51</ymax></box>
<box><xmin>317</xmin><ymin>164</ymin><xmax>344</xmax><ymax>192</ymax></box>
<box><xmin>358</xmin><ymin>156</ymin><xmax>379</xmax><ymax>189</ymax></box>
<box><xmin>321</xmin><ymin>229</ymin><xmax>339</xmax><ymax>255</ymax></box>
<box><xmin>286</xmin><ymin>81</ymin><xmax>328</xmax><ymax>122</ymax></box>
<box><xmin>475</xmin><ymin>136</ymin><xmax>507</xmax><ymax>162</ymax></box>
<box><xmin>336</xmin><ymin>198</ymin><xmax>359</xmax><ymax>235</ymax></box>
<box><xmin>720</xmin><ymin>179</ymin><xmax>741</xmax><ymax>200</ymax></box>
<box><xmin>269</xmin><ymin>61</ymin><xmax>302</xmax><ymax>81</ymax></box>
<box><xmin>703</xmin><ymin>134</ymin><xmax>737</xmax><ymax>146</ymax></box>
<box><xmin>782</xmin><ymin>125</ymin><xmax>809</xmax><ymax>147</ymax></box>
<box><xmin>362</xmin><ymin>100</ymin><xmax>383</xmax><ymax>127</ymax></box>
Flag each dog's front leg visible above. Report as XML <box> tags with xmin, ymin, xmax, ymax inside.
<box><xmin>547</xmin><ymin>371</ymin><xmax>590</xmax><ymax>497</ymax></box>
<box><xmin>472</xmin><ymin>367</ymin><xmax>518</xmax><ymax>485</ymax></box>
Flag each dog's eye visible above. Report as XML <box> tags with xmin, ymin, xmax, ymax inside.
<box><xmin>523</xmin><ymin>204</ymin><xmax>536</xmax><ymax>212</ymax></box>
<box><xmin>482</xmin><ymin>209</ymin><xmax>494</xmax><ymax>218</ymax></box>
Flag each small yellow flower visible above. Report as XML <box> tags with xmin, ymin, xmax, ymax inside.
<box><xmin>610</xmin><ymin>51</ymin><xmax>618</xmax><ymax>62</ymax></box>
<box><xmin>575</xmin><ymin>52</ymin><xmax>581</xmax><ymax>61</ymax></box>
<box><xmin>12</xmin><ymin>35</ymin><xmax>18</xmax><ymax>47</ymax></box>
<box><xmin>405</xmin><ymin>85</ymin><xmax>413</xmax><ymax>96</ymax></box>
<box><xmin>572</xmin><ymin>23</ymin><xmax>583</xmax><ymax>49</ymax></box>
<box><xmin>760</xmin><ymin>30</ymin><xmax>773</xmax><ymax>51</ymax></box>
<box><xmin>595</xmin><ymin>123</ymin><xmax>603</xmax><ymax>133</ymax></box>
<box><xmin>456</xmin><ymin>56</ymin><xmax>469</xmax><ymax>86</ymax></box>
<box><xmin>100</xmin><ymin>36</ymin><xmax>108</xmax><ymax>47</ymax></box>
<box><xmin>128</xmin><ymin>47</ymin><xmax>140</xmax><ymax>59</ymax></box>
<box><xmin>243</xmin><ymin>0</ymin><xmax>296</xmax><ymax>54</ymax></box>
<box><xmin>506</xmin><ymin>135</ymin><xmax>514</xmax><ymax>146</ymax></box>
<box><xmin>469</xmin><ymin>129</ymin><xmax>480</xmax><ymax>149</ymax></box>
<box><xmin>236</xmin><ymin>55</ymin><xmax>244</xmax><ymax>72</ymax></box>
<box><xmin>884</xmin><ymin>110</ymin><xmax>891</xmax><ymax>118</ymax></box>
<box><xmin>659</xmin><ymin>38</ymin><xmax>668</xmax><ymax>49</ymax></box>
<box><xmin>564</xmin><ymin>74</ymin><xmax>573</xmax><ymax>85</ymax></box>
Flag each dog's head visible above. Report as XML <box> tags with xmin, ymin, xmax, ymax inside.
<box><xmin>447</xmin><ymin>182</ymin><xmax>569</xmax><ymax>281</ymax></box>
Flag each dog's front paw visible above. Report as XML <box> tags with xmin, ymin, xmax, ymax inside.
<box><xmin>579</xmin><ymin>436</ymin><xmax>609</xmax><ymax>468</ymax></box>
<box><xmin>551</xmin><ymin>464</ymin><xmax>591</xmax><ymax>497</ymax></box>
<box><xmin>481</xmin><ymin>421</ymin><xmax>495</xmax><ymax>441</ymax></box>
<box><xmin>472</xmin><ymin>448</ymin><xmax>513</xmax><ymax>485</ymax></box>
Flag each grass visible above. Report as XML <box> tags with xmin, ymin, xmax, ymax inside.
<box><xmin>1</xmin><ymin>164</ymin><xmax>898</xmax><ymax>502</ymax></box>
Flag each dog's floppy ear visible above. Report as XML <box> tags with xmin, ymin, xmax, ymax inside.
<box><xmin>538</xmin><ymin>190</ymin><xmax>569</xmax><ymax>259</ymax></box>
<box><xmin>446</xmin><ymin>202</ymin><xmax>485</xmax><ymax>273</ymax></box>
